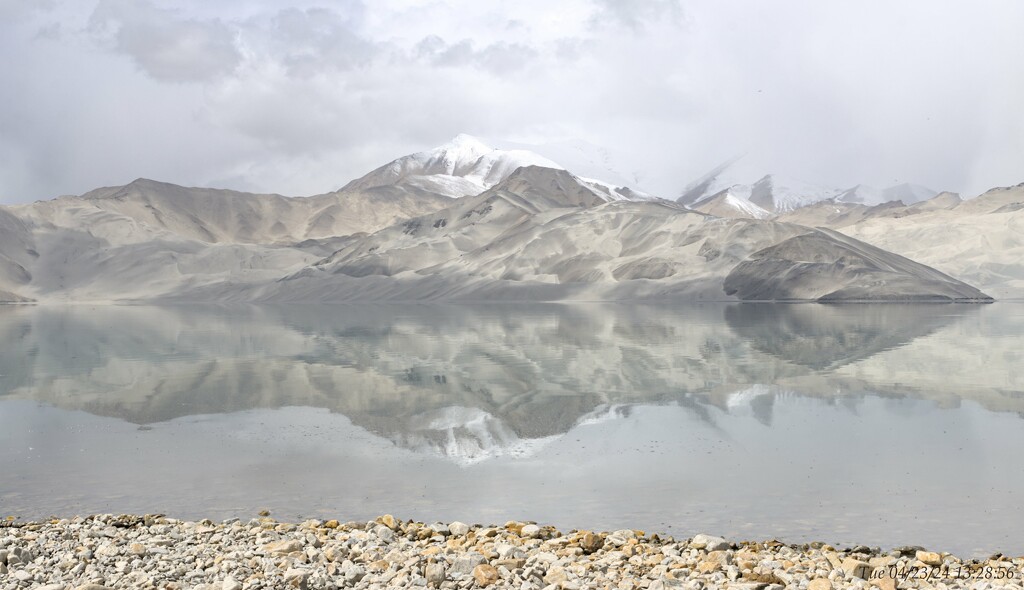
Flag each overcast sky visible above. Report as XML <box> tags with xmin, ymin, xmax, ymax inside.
<box><xmin>1</xmin><ymin>0</ymin><xmax>1022</xmax><ymax>203</ymax></box>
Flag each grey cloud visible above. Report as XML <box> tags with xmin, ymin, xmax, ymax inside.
<box><xmin>414</xmin><ymin>36</ymin><xmax>540</xmax><ymax>72</ymax></box>
<box><xmin>263</xmin><ymin>6</ymin><xmax>379</xmax><ymax>77</ymax></box>
<box><xmin>589</xmin><ymin>0</ymin><xmax>683</xmax><ymax>31</ymax></box>
<box><xmin>89</xmin><ymin>0</ymin><xmax>241</xmax><ymax>83</ymax></box>
<box><xmin>0</xmin><ymin>0</ymin><xmax>56</xmax><ymax>22</ymax></box>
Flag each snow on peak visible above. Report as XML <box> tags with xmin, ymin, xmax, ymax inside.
<box><xmin>679</xmin><ymin>158</ymin><xmax>937</xmax><ymax>216</ymax></box>
<box><xmin>679</xmin><ymin>159</ymin><xmax>840</xmax><ymax>214</ymax></box>
<box><xmin>344</xmin><ymin>134</ymin><xmax>658</xmax><ymax>202</ymax></box>
<box><xmin>749</xmin><ymin>174</ymin><xmax>842</xmax><ymax>212</ymax></box>
<box><xmin>836</xmin><ymin>183</ymin><xmax>937</xmax><ymax>206</ymax></box>
<box><xmin>427</xmin><ymin>134</ymin><xmax>494</xmax><ymax>167</ymax></box>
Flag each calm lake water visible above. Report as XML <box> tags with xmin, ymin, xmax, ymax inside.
<box><xmin>1</xmin><ymin>303</ymin><xmax>1023</xmax><ymax>557</ymax></box>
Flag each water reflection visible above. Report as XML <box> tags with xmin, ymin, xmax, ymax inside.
<box><xmin>1</xmin><ymin>303</ymin><xmax>1022</xmax><ymax>458</ymax></box>
<box><xmin>2</xmin><ymin>303</ymin><xmax>1024</xmax><ymax>555</ymax></box>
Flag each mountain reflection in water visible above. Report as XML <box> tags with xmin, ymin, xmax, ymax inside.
<box><xmin>2</xmin><ymin>303</ymin><xmax>1023</xmax><ymax>556</ymax></box>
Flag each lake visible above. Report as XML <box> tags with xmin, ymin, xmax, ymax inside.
<box><xmin>1</xmin><ymin>302</ymin><xmax>1022</xmax><ymax>558</ymax></box>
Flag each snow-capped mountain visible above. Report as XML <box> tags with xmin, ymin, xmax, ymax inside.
<box><xmin>679</xmin><ymin>157</ymin><xmax>937</xmax><ymax>217</ymax></box>
<box><xmin>340</xmin><ymin>134</ymin><xmax>559</xmax><ymax>198</ymax></box>
<box><xmin>341</xmin><ymin>134</ymin><xmax>657</xmax><ymax>202</ymax></box>
<box><xmin>835</xmin><ymin>183</ymin><xmax>938</xmax><ymax>206</ymax></box>
<box><xmin>678</xmin><ymin>157</ymin><xmax>842</xmax><ymax>214</ymax></box>
<box><xmin>486</xmin><ymin>137</ymin><xmax>649</xmax><ymax>196</ymax></box>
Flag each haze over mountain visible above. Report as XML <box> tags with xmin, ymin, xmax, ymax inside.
<box><xmin>0</xmin><ymin>135</ymin><xmax>1012</xmax><ymax>304</ymax></box>
<box><xmin>679</xmin><ymin>157</ymin><xmax>940</xmax><ymax>218</ymax></box>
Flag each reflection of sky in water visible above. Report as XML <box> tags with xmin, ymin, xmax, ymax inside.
<box><xmin>1</xmin><ymin>303</ymin><xmax>1023</xmax><ymax>557</ymax></box>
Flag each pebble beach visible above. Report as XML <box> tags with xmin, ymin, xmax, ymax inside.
<box><xmin>1</xmin><ymin>515</ymin><xmax>1021</xmax><ymax>590</ymax></box>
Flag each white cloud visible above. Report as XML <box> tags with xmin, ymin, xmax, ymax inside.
<box><xmin>0</xmin><ymin>0</ymin><xmax>1022</xmax><ymax>203</ymax></box>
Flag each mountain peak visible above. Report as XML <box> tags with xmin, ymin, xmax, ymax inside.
<box><xmin>429</xmin><ymin>134</ymin><xmax>493</xmax><ymax>162</ymax></box>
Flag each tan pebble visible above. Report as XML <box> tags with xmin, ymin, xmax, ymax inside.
<box><xmin>697</xmin><ymin>560</ymin><xmax>720</xmax><ymax>574</ymax></box>
<box><xmin>840</xmin><ymin>557</ymin><xmax>872</xmax><ymax>579</ymax></box>
<box><xmin>581</xmin><ymin>532</ymin><xmax>603</xmax><ymax>554</ymax></box>
<box><xmin>368</xmin><ymin>559</ymin><xmax>389</xmax><ymax>572</ymax></box>
<box><xmin>872</xmin><ymin>578</ymin><xmax>896</xmax><ymax>590</ymax></box>
<box><xmin>915</xmin><ymin>550</ymin><xmax>942</xmax><ymax>566</ymax></box>
<box><xmin>129</xmin><ymin>543</ymin><xmax>147</xmax><ymax>556</ymax></box>
<box><xmin>324</xmin><ymin>520</ymin><xmax>339</xmax><ymax>529</ymax></box>
<box><xmin>472</xmin><ymin>563</ymin><xmax>499</xmax><ymax>586</ymax></box>
<box><xmin>420</xmin><ymin>546</ymin><xmax>441</xmax><ymax>556</ymax></box>
<box><xmin>807</xmin><ymin>578</ymin><xmax>833</xmax><ymax>590</ymax></box>
<box><xmin>868</xmin><ymin>556</ymin><xmax>894</xmax><ymax>568</ymax></box>
<box><xmin>377</xmin><ymin>514</ymin><xmax>398</xmax><ymax>530</ymax></box>
<box><xmin>262</xmin><ymin>539</ymin><xmax>302</xmax><ymax>555</ymax></box>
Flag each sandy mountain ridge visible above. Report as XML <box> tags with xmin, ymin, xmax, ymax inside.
<box><xmin>0</xmin><ymin>136</ymin><xmax>1014</xmax><ymax>303</ymax></box>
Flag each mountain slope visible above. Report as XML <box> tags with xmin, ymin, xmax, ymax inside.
<box><xmin>811</xmin><ymin>184</ymin><xmax>1024</xmax><ymax>299</ymax></box>
<box><xmin>175</xmin><ymin>167</ymin><xmax>990</xmax><ymax>303</ymax></box>
<box><xmin>38</xmin><ymin>178</ymin><xmax>452</xmax><ymax>245</ymax></box>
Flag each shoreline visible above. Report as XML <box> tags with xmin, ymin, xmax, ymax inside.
<box><xmin>1</xmin><ymin>515</ymin><xmax>1020</xmax><ymax>590</ymax></box>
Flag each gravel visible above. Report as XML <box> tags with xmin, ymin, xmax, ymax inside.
<box><xmin>0</xmin><ymin>514</ymin><xmax>1020</xmax><ymax>589</ymax></box>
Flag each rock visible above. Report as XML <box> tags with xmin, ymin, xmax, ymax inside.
<box><xmin>425</xmin><ymin>562</ymin><xmax>447</xmax><ymax>586</ymax></box>
<box><xmin>74</xmin><ymin>586</ymin><xmax>113</xmax><ymax>590</ymax></box>
<box><xmin>872</xmin><ymin>578</ymin><xmax>896</xmax><ymax>590</ymax></box>
<box><xmin>840</xmin><ymin>557</ymin><xmax>872</xmax><ymax>579</ymax></box>
<box><xmin>544</xmin><ymin>566</ymin><xmax>569</xmax><ymax>585</ymax></box>
<box><xmin>451</xmin><ymin>552</ymin><xmax>487</xmax><ymax>575</ymax></box>
<box><xmin>128</xmin><ymin>543</ymin><xmax>147</xmax><ymax>556</ymax></box>
<box><xmin>340</xmin><ymin>562</ymin><xmax>366</xmax><ymax>584</ymax></box>
<box><xmin>263</xmin><ymin>539</ymin><xmax>302</xmax><ymax>555</ymax></box>
<box><xmin>284</xmin><ymin>568</ymin><xmax>310</xmax><ymax>589</ymax></box>
<box><xmin>38</xmin><ymin>585</ymin><xmax>67</xmax><ymax>590</ymax></box>
<box><xmin>690</xmin><ymin>534</ymin><xmax>729</xmax><ymax>551</ymax></box>
<box><xmin>448</xmin><ymin>521</ymin><xmax>470</xmax><ymax>536</ymax></box>
<box><xmin>472</xmin><ymin>564</ymin><xmax>499</xmax><ymax>586</ymax></box>
<box><xmin>607</xmin><ymin>529</ymin><xmax>635</xmax><ymax>547</ymax></box>
<box><xmin>222</xmin><ymin>576</ymin><xmax>242</xmax><ymax>590</ymax></box>
<box><xmin>520</xmin><ymin>524</ymin><xmax>541</xmax><ymax>538</ymax></box>
<box><xmin>581</xmin><ymin>532</ymin><xmax>603</xmax><ymax>553</ymax></box>
<box><xmin>915</xmin><ymin>550</ymin><xmax>942</xmax><ymax>566</ymax></box>
<box><xmin>696</xmin><ymin>560</ymin><xmax>720</xmax><ymax>574</ymax></box>
<box><xmin>807</xmin><ymin>579</ymin><xmax>833</xmax><ymax>590</ymax></box>
<box><xmin>494</xmin><ymin>558</ymin><xmax>526</xmax><ymax>569</ymax></box>
<box><xmin>377</xmin><ymin>514</ymin><xmax>399</xmax><ymax>530</ymax></box>
<box><xmin>373</xmin><ymin>525</ymin><xmax>395</xmax><ymax>542</ymax></box>
<box><xmin>13</xmin><ymin>570</ymin><xmax>32</xmax><ymax>582</ymax></box>
<box><xmin>324</xmin><ymin>519</ymin><xmax>340</xmax><ymax>529</ymax></box>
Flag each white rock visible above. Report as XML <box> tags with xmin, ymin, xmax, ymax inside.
<box><xmin>690</xmin><ymin>534</ymin><xmax>729</xmax><ymax>551</ymax></box>
<box><xmin>448</xmin><ymin>521</ymin><xmax>470</xmax><ymax>536</ymax></box>
<box><xmin>425</xmin><ymin>562</ymin><xmax>446</xmax><ymax>586</ymax></box>
<box><xmin>520</xmin><ymin>524</ymin><xmax>541</xmax><ymax>538</ymax></box>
